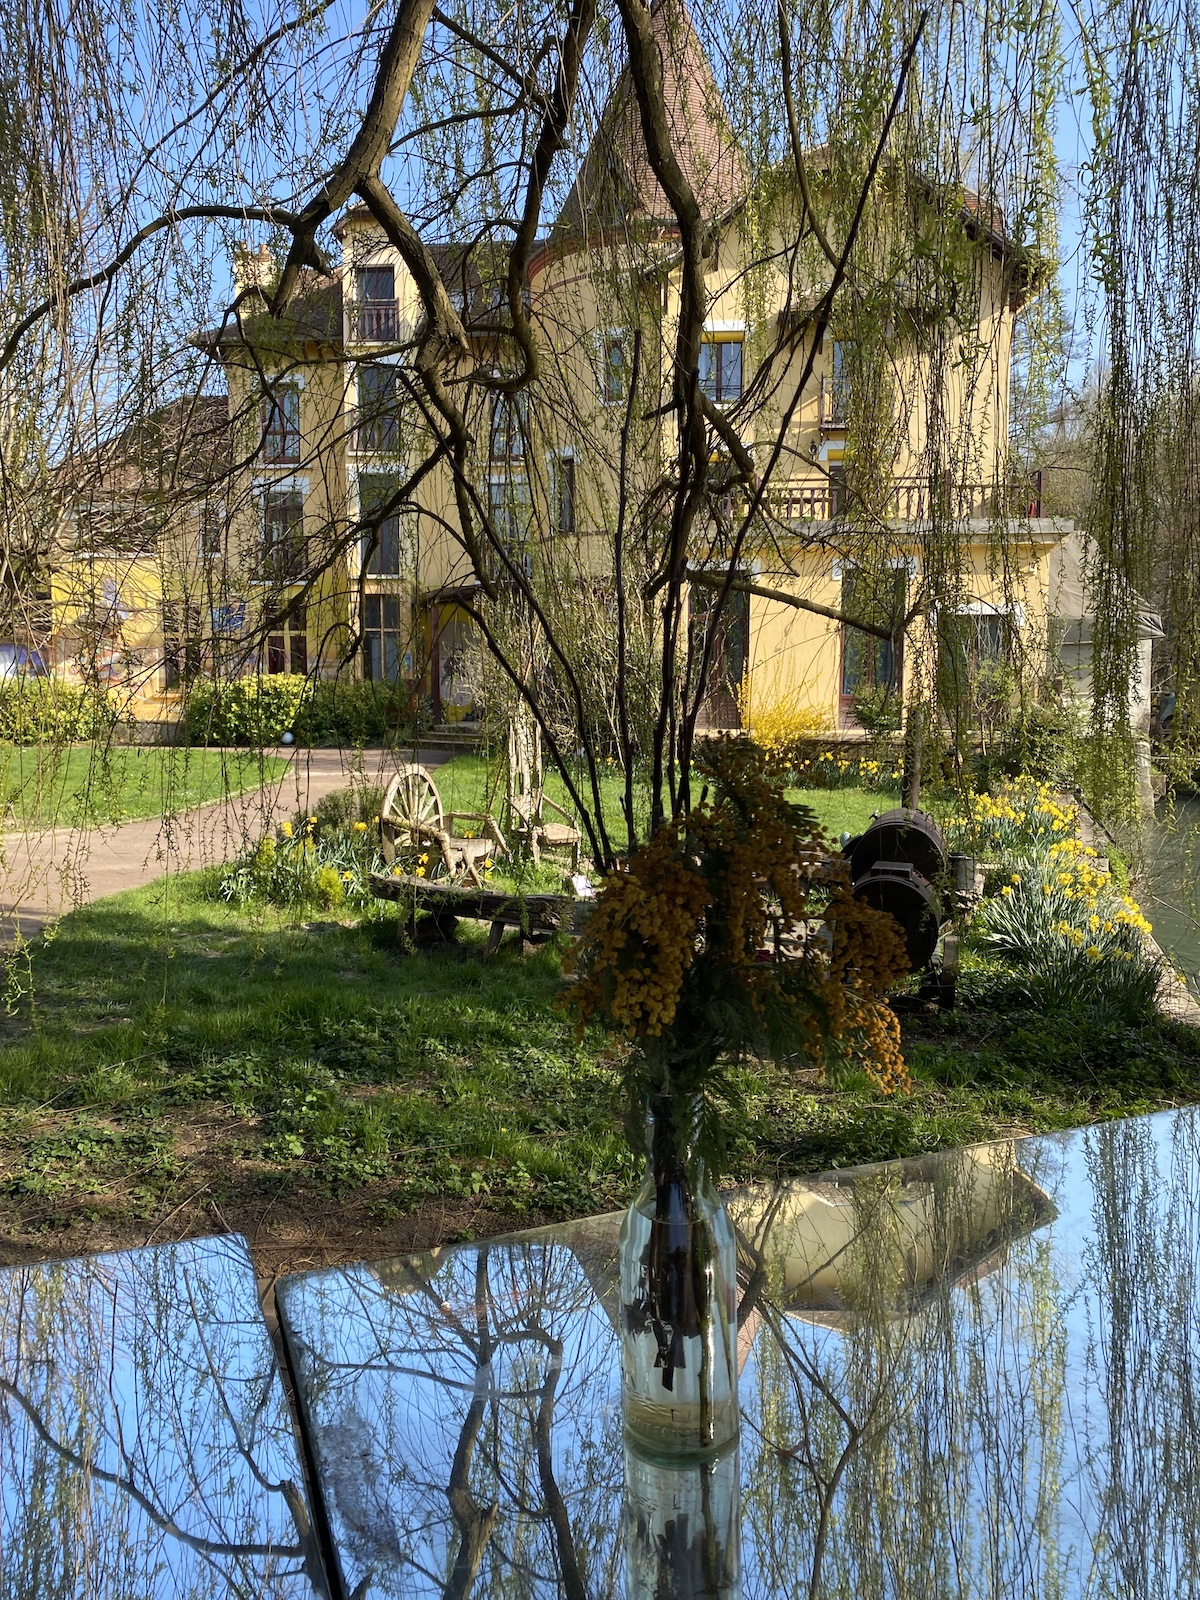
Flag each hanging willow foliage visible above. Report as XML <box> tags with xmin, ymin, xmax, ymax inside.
<box><xmin>0</xmin><ymin>0</ymin><xmax>1187</xmax><ymax>860</ymax></box>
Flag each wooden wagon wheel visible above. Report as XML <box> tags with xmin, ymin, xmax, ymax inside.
<box><xmin>380</xmin><ymin>764</ymin><xmax>444</xmax><ymax>863</ymax></box>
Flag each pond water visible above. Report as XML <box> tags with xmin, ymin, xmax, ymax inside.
<box><xmin>1143</xmin><ymin>796</ymin><xmax>1200</xmax><ymax>983</ymax></box>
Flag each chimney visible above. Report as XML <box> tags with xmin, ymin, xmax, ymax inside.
<box><xmin>233</xmin><ymin>241</ymin><xmax>277</xmax><ymax>295</ymax></box>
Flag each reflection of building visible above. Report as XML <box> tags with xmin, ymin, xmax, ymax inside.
<box><xmin>43</xmin><ymin>6</ymin><xmax>1081</xmax><ymax>733</ymax></box>
<box><xmin>727</xmin><ymin>1143</ymin><xmax>1055</xmax><ymax>1328</ymax></box>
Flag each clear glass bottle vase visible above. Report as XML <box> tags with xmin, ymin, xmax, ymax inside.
<box><xmin>619</xmin><ymin>1092</ymin><xmax>739</xmax><ymax>1460</ymax></box>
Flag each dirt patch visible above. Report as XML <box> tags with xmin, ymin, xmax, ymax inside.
<box><xmin>0</xmin><ymin>1167</ymin><xmax>562</xmax><ymax>1280</ymax></box>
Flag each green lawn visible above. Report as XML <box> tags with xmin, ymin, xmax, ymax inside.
<box><xmin>433</xmin><ymin>753</ymin><xmax>891</xmax><ymax>852</ymax></box>
<box><xmin>2</xmin><ymin>871</ymin><xmax>1198</xmax><ymax>1267</ymax></box>
<box><xmin>0</xmin><ymin>745</ymin><xmax>289</xmax><ymax>827</ymax></box>
<box><xmin>785</xmin><ymin>785</ymin><xmax>889</xmax><ymax>840</ymax></box>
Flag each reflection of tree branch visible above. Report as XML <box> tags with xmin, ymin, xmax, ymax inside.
<box><xmin>532</xmin><ymin>1333</ymin><xmax>587</xmax><ymax>1600</ymax></box>
<box><xmin>0</xmin><ymin>1373</ymin><xmax>302</xmax><ymax>1562</ymax></box>
<box><xmin>443</xmin><ymin>1248</ymin><xmax>500</xmax><ymax>1600</ymax></box>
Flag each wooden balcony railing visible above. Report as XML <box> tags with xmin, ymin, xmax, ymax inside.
<box><xmin>771</xmin><ymin>473</ymin><xmax>1046</xmax><ymax>524</ymax></box>
<box><xmin>347</xmin><ymin>299</ymin><xmax>401</xmax><ymax>342</ymax></box>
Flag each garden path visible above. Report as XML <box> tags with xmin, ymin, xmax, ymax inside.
<box><xmin>0</xmin><ymin>746</ymin><xmax>449</xmax><ymax>944</ymax></box>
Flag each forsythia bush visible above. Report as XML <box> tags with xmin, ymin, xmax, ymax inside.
<box><xmin>736</xmin><ymin>679</ymin><xmax>830</xmax><ymax>772</ymax></box>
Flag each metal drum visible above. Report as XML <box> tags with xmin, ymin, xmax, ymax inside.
<box><xmin>845</xmin><ymin>807</ymin><xmax>948</xmax><ymax>885</ymax></box>
<box><xmin>851</xmin><ymin>862</ymin><xmax>942</xmax><ymax>970</ymax></box>
<box><xmin>844</xmin><ymin>808</ymin><xmax>948</xmax><ymax>971</ymax></box>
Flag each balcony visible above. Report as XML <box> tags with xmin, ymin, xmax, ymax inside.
<box><xmin>347</xmin><ymin>299</ymin><xmax>401</xmax><ymax>343</ymax></box>
<box><xmin>771</xmin><ymin>473</ymin><xmax>1046</xmax><ymax>525</ymax></box>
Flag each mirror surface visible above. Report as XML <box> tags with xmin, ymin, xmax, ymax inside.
<box><xmin>0</xmin><ymin>1233</ymin><xmax>326</xmax><ymax>1599</ymax></box>
<box><xmin>279</xmin><ymin>1108</ymin><xmax>1200</xmax><ymax>1598</ymax></box>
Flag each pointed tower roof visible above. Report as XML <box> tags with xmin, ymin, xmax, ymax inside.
<box><xmin>555</xmin><ymin>1</ymin><xmax>748</xmax><ymax>236</ymax></box>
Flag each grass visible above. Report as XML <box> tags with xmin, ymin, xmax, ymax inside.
<box><xmin>0</xmin><ymin>745</ymin><xmax>290</xmax><ymax>828</ymax></box>
<box><xmin>2</xmin><ymin>872</ymin><xmax>1199</xmax><ymax>1266</ymax></box>
<box><xmin>432</xmin><ymin>753</ymin><xmax>890</xmax><ymax>853</ymax></box>
<box><xmin>784</xmin><ymin>785</ymin><xmax>888</xmax><ymax>840</ymax></box>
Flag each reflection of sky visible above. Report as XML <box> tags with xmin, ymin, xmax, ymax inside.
<box><xmin>281</xmin><ymin>1107</ymin><xmax>1200</xmax><ymax>1600</ymax></box>
<box><xmin>0</xmin><ymin>1234</ymin><xmax>320</xmax><ymax>1600</ymax></box>
<box><xmin>279</xmin><ymin>1244</ymin><xmax>624</xmax><ymax>1599</ymax></box>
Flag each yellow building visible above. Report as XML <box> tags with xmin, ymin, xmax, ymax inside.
<box><xmin>45</xmin><ymin>4</ymin><xmax>1072</xmax><ymax>738</ymax></box>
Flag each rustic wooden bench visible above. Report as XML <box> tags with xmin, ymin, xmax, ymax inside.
<box><xmin>369</xmin><ymin>872</ymin><xmax>581</xmax><ymax>956</ymax></box>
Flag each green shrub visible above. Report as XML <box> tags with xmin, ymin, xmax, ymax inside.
<box><xmin>184</xmin><ymin>676</ymin><xmax>309</xmax><ymax>746</ymax></box>
<box><xmin>993</xmin><ymin>704</ymin><xmax>1083</xmax><ymax>786</ymax></box>
<box><xmin>183</xmin><ymin>675</ymin><xmax>432</xmax><ymax>747</ymax></box>
<box><xmin>310</xmin><ymin>784</ymin><xmax>385</xmax><ymax>831</ymax></box>
<box><xmin>0</xmin><ymin>681</ymin><xmax>118</xmax><ymax>744</ymax></box>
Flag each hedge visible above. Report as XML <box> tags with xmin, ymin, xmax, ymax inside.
<box><xmin>0</xmin><ymin>681</ymin><xmax>118</xmax><ymax>744</ymax></box>
<box><xmin>182</xmin><ymin>675</ymin><xmax>431</xmax><ymax>747</ymax></box>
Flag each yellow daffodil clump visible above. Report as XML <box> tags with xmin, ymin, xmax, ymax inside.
<box><xmin>943</xmin><ymin>775</ymin><xmax>1079</xmax><ymax>859</ymax></box>
<box><xmin>975</xmin><ymin>818</ymin><xmax>1154</xmax><ymax>980</ymax></box>
<box><xmin>566</xmin><ymin>738</ymin><xmax>910</xmax><ymax>1098</ymax></box>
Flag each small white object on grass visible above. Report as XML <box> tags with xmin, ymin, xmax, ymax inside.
<box><xmin>571</xmin><ymin>874</ymin><xmax>595</xmax><ymax>899</ymax></box>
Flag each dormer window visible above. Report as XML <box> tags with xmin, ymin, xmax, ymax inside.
<box><xmin>698</xmin><ymin>336</ymin><xmax>743</xmax><ymax>405</ymax></box>
<box><xmin>262</xmin><ymin>384</ymin><xmax>300</xmax><ymax>464</ymax></box>
<box><xmin>355</xmin><ymin>265</ymin><xmax>398</xmax><ymax>341</ymax></box>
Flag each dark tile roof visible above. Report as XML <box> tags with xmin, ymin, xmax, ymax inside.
<box><xmin>195</xmin><ymin>271</ymin><xmax>344</xmax><ymax>355</ymax></box>
<box><xmin>62</xmin><ymin>395</ymin><xmax>232</xmax><ymax>497</ymax></box>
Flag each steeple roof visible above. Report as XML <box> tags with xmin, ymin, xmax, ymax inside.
<box><xmin>555</xmin><ymin>1</ymin><xmax>748</xmax><ymax>236</ymax></box>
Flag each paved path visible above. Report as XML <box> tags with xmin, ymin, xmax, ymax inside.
<box><xmin>0</xmin><ymin>747</ymin><xmax>447</xmax><ymax>942</ymax></box>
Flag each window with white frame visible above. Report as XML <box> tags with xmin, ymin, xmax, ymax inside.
<box><xmin>261</xmin><ymin>489</ymin><xmax>306</xmax><ymax>580</ymax></box>
<box><xmin>489</xmin><ymin>391</ymin><xmax>529</xmax><ymax>461</ymax></box>
<box><xmin>354</xmin><ymin>265</ymin><xmax>398</xmax><ymax>341</ymax></box>
<box><xmin>548</xmin><ymin>451</ymin><xmax>575</xmax><ymax>535</ymax></box>
<box><xmin>262</xmin><ymin>383</ymin><xmax>301</xmax><ymax>463</ymax></box>
<box><xmin>198</xmin><ymin>503</ymin><xmax>223</xmax><ymax>559</ymax></box>
<box><xmin>161</xmin><ymin>600</ymin><xmax>204</xmax><ymax>688</ymax></box>
<box><xmin>488</xmin><ymin>476</ymin><xmax>533</xmax><ymax>550</ymax></box>
<box><xmin>937</xmin><ymin>605</ymin><xmax>1016</xmax><ymax>694</ymax></box>
<box><xmin>264</xmin><ymin>603</ymin><xmax>307</xmax><ymax>676</ymax></box>
<box><xmin>362</xmin><ymin>593</ymin><xmax>408</xmax><ymax>681</ymax></box>
<box><xmin>840</xmin><ymin>565</ymin><xmax>905</xmax><ymax>704</ymax></box>
<box><xmin>356</xmin><ymin>363</ymin><xmax>402</xmax><ymax>452</ymax></box>
<box><xmin>698</xmin><ymin>335</ymin><xmax>743</xmax><ymax>405</ymax></box>
<box><xmin>825</xmin><ymin>339</ymin><xmax>852</xmax><ymax>427</ymax></box>
<box><xmin>601</xmin><ymin>334</ymin><xmax>625</xmax><ymax>405</ymax></box>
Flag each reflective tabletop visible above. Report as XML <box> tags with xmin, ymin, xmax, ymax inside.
<box><xmin>278</xmin><ymin>1107</ymin><xmax>1200</xmax><ymax>1599</ymax></box>
<box><xmin>0</xmin><ymin>1233</ymin><xmax>326</xmax><ymax>1598</ymax></box>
